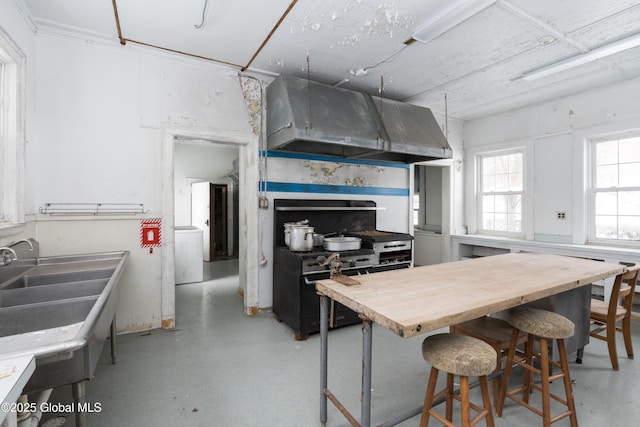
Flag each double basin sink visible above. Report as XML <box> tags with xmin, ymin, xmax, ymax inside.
<box><xmin>0</xmin><ymin>251</ymin><xmax>129</xmax><ymax>393</ymax></box>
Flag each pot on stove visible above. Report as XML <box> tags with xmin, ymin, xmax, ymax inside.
<box><xmin>284</xmin><ymin>220</ymin><xmax>309</xmax><ymax>247</ymax></box>
<box><xmin>289</xmin><ymin>225</ymin><xmax>315</xmax><ymax>252</ymax></box>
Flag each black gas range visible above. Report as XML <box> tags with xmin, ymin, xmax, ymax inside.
<box><xmin>272</xmin><ymin>199</ymin><xmax>413</xmax><ymax>340</ymax></box>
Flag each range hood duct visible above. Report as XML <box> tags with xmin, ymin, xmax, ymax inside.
<box><xmin>266</xmin><ymin>75</ymin><xmax>452</xmax><ymax>164</ymax></box>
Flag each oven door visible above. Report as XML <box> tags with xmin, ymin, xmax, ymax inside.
<box><xmin>303</xmin><ymin>270</ymin><xmax>361</xmax><ymax>331</ymax></box>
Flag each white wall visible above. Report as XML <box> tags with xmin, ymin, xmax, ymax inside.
<box><xmin>0</xmin><ymin>7</ymin><xmax>257</xmax><ymax>331</ymax></box>
<box><xmin>463</xmin><ymin>76</ymin><xmax>640</xmax><ymax>244</ymax></box>
<box><xmin>0</xmin><ymin>1</ymin><xmax>467</xmax><ymax>324</ymax></box>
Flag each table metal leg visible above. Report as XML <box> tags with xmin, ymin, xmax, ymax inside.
<box><xmin>320</xmin><ymin>295</ymin><xmax>329</xmax><ymax>425</ymax></box>
<box><xmin>72</xmin><ymin>381</ymin><xmax>87</xmax><ymax>427</ymax></box>
<box><xmin>361</xmin><ymin>315</ymin><xmax>373</xmax><ymax>427</ymax></box>
<box><xmin>110</xmin><ymin>315</ymin><xmax>117</xmax><ymax>364</ymax></box>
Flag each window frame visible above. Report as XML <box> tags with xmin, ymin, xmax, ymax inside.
<box><xmin>588</xmin><ymin>133</ymin><xmax>640</xmax><ymax>246</ymax></box>
<box><xmin>476</xmin><ymin>147</ymin><xmax>526</xmax><ymax>238</ymax></box>
<box><xmin>0</xmin><ymin>26</ymin><xmax>26</xmax><ymax>229</ymax></box>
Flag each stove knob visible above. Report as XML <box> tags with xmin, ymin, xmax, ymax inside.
<box><xmin>349</xmin><ymin>260</ymin><xmax>357</xmax><ymax>267</ymax></box>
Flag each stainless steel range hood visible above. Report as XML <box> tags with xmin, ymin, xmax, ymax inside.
<box><xmin>266</xmin><ymin>75</ymin><xmax>452</xmax><ymax>163</ymax></box>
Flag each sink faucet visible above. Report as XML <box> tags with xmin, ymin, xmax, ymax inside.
<box><xmin>13</xmin><ymin>239</ymin><xmax>34</xmax><ymax>251</ymax></box>
<box><xmin>0</xmin><ymin>247</ymin><xmax>18</xmax><ymax>266</ymax></box>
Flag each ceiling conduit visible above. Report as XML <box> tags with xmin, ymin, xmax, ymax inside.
<box><xmin>110</xmin><ymin>0</ymin><xmax>241</xmax><ymax>67</ymax></box>
<box><xmin>241</xmin><ymin>0</ymin><xmax>299</xmax><ymax>71</ymax></box>
<box><xmin>110</xmin><ymin>0</ymin><xmax>299</xmax><ymax>72</ymax></box>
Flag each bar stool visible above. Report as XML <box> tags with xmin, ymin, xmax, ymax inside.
<box><xmin>451</xmin><ymin>316</ymin><xmax>528</xmax><ymax>405</ymax></box>
<box><xmin>496</xmin><ymin>307</ymin><xmax>577</xmax><ymax>427</ymax></box>
<box><xmin>421</xmin><ymin>333</ymin><xmax>497</xmax><ymax>427</ymax></box>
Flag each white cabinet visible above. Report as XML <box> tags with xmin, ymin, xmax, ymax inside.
<box><xmin>414</xmin><ymin>230</ymin><xmax>442</xmax><ymax>266</ymax></box>
<box><xmin>175</xmin><ymin>226</ymin><xmax>203</xmax><ymax>284</ymax></box>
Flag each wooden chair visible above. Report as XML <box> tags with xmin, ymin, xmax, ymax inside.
<box><xmin>588</xmin><ymin>263</ymin><xmax>640</xmax><ymax>370</ymax></box>
<box><xmin>421</xmin><ymin>333</ymin><xmax>497</xmax><ymax>427</ymax></box>
<box><xmin>451</xmin><ymin>316</ymin><xmax>528</xmax><ymax>405</ymax></box>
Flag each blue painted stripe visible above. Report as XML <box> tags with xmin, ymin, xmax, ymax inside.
<box><xmin>266</xmin><ymin>182</ymin><xmax>409</xmax><ymax>196</ymax></box>
<box><xmin>263</xmin><ymin>150</ymin><xmax>409</xmax><ymax>169</ymax></box>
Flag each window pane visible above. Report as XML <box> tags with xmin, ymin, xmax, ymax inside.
<box><xmin>482</xmin><ymin>174</ymin><xmax>495</xmax><ymax>192</ymax></box>
<box><xmin>482</xmin><ymin>195</ymin><xmax>494</xmax><ymax>211</ymax></box>
<box><xmin>619</xmin><ymin>163</ymin><xmax>640</xmax><ymax>187</ymax></box>
<box><xmin>595</xmin><ymin>192</ymin><xmax>617</xmax><ymax>216</ymax></box>
<box><xmin>595</xmin><ymin>215</ymin><xmax>618</xmax><ymax>239</ymax></box>
<box><xmin>619</xmin><ymin>215</ymin><xmax>640</xmax><ymax>241</ymax></box>
<box><xmin>494</xmin><ymin>156</ymin><xmax>508</xmax><ymax>174</ymax></box>
<box><xmin>509</xmin><ymin>153</ymin><xmax>523</xmax><ymax>174</ymax></box>
<box><xmin>596</xmin><ymin>140</ymin><xmax>618</xmax><ymax>165</ymax></box>
<box><xmin>483</xmin><ymin>212</ymin><xmax>495</xmax><ymax>230</ymax></box>
<box><xmin>619</xmin><ymin>137</ymin><xmax>640</xmax><ymax>163</ymax></box>
<box><xmin>494</xmin><ymin>213</ymin><xmax>507</xmax><ymax>231</ymax></box>
<box><xmin>495</xmin><ymin>173</ymin><xmax>509</xmax><ymax>192</ymax></box>
<box><xmin>508</xmin><ymin>172</ymin><xmax>522</xmax><ymax>191</ymax></box>
<box><xmin>495</xmin><ymin>195</ymin><xmax>506</xmax><ymax>212</ymax></box>
<box><xmin>619</xmin><ymin>191</ymin><xmax>640</xmax><ymax>216</ymax></box>
<box><xmin>507</xmin><ymin>214</ymin><xmax>521</xmax><ymax>232</ymax></box>
<box><xmin>596</xmin><ymin>164</ymin><xmax>617</xmax><ymax>188</ymax></box>
<box><xmin>507</xmin><ymin>194</ymin><xmax>522</xmax><ymax>214</ymax></box>
<box><xmin>482</xmin><ymin>157</ymin><xmax>496</xmax><ymax>175</ymax></box>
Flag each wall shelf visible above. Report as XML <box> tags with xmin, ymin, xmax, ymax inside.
<box><xmin>40</xmin><ymin>203</ymin><xmax>146</xmax><ymax>216</ymax></box>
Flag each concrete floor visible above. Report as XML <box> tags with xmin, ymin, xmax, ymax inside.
<box><xmin>41</xmin><ymin>259</ymin><xmax>640</xmax><ymax>426</ymax></box>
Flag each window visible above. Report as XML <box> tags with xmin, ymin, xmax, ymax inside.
<box><xmin>0</xmin><ymin>62</ymin><xmax>4</xmax><ymax>218</ymax></box>
<box><xmin>591</xmin><ymin>136</ymin><xmax>640</xmax><ymax>243</ymax></box>
<box><xmin>479</xmin><ymin>151</ymin><xmax>523</xmax><ymax>234</ymax></box>
<box><xmin>0</xmin><ymin>27</ymin><xmax>26</xmax><ymax>227</ymax></box>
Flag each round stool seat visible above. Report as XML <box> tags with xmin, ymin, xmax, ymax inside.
<box><xmin>507</xmin><ymin>307</ymin><xmax>575</xmax><ymax>339</ymax></box>
<box><xmin>422</xmin><ymin>333</ymin><xmax>497</xmax><ymax>377</ymax></box>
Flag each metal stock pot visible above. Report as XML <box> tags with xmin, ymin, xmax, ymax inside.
<box><xmin>289</xmin><ymin>225</ymin><xmax>315</xmax><ymax>252</ymax></box>
<box><xmin>284</xmin><ymin>220</ymin><xmax>308</xmax><ymax>247</ymax></box>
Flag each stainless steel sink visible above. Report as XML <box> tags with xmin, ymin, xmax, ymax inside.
<box><xmin>0</xmin><ymin>265</ymin><xmax>33</xmax><ymax>284</ymax></box>
<box><xmin>0</xmin><ymin>295</ymin><xmax>99</xmax><ymax>336</ymax></box>
<box><xmin>0</xmin><ymin>279</ymin><xmax>108</xmax><ymax>309</ymax></box>
<box><xmin>2</xmin><ymin>267</ymin><xmax>115</xmax><ymax>289</ymax></box>
<box><xmin>0</xmin><ymin>249</ymin><xmax>129</xmax><ymax>427</ymax></box>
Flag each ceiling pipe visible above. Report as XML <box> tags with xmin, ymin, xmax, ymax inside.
<box><xmin>110</xmin><ymin>0</ymin><xmax>242</xmax><ymax>68</ymax></box>
<box><xmin>125</xmin><ymin>39</ymin><xmax>243</xmax><ymax>68</ymax></box>
<box><xmin>111</xmin><ymin>0</ymin><xmax>125</xmax><ymax>45</ymax></box>
<box><xmin>241</xmin><ymin>0</ymin><xmax>299</xmax><ymax>72</ymax></box>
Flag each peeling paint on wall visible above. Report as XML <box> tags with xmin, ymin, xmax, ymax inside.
<box><xmin>300</xmin><ymin>159</ymin><xmax>388</xmax><ymax>187</ymax></box>
<box><xmin>304</xmin><ymin>160</ymin><xmax>342</xmax><ymax>176</ymax></box>
<box><xmin>345</xmin><ymin>177</ymin><xmax>366</xmax><ymax>186</ymax></box>
<box><xmin>239</xmin><ymin>75</ymin><xmax>265</xmax><ymax>135</ymax></box>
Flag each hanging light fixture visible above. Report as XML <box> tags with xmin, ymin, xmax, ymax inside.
<box><xmin>411</xmin><ymin>0</ymin><xmax>497</xmax><ymax>44</ymax></box>
<box><xmin>519</xmin><ymin>32</ymin><xmax>640</xmax><ymax>81</ymax></box>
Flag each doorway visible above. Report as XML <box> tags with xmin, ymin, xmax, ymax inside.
<box><xmin>191</xmin><ymin>181</ymin><xmax>229</xmax><ymax>261</ymax></box>
<box><xmin>160</xmin><ymin>125</ymin><xmax>259</xmax><ymax>328</ymax></box>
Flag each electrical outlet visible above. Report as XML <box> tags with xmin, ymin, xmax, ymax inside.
<box><xmin>557</xmin><ymin>211</ymin><xmax>567</xmax><ymax>220</ymax></box>
<box><xmin>259</xmin><ymin>197</ymin><xmax>269</xmax><ymax>209</ymax></box>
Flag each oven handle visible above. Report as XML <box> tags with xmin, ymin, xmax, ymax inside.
<box><xmin>304</xmin><ymin>270</ymin><xmax>372</xmax><ymax>286</ymax></box>
<box><xmin>380</xmin><ymin>241</ymin><xmax>412</xmax><ymax>250</ymax></box>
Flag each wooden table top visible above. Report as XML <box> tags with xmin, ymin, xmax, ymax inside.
<box><xmin>316</xmin><ymin>253</ymin><xmax>626</xmax><ymax>338</ymax></box>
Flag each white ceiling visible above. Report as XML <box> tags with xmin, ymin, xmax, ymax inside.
<box><xmin>19</xmin><ymin>0</ymin><xmax>640</xmax><ymax>120</ymax></box>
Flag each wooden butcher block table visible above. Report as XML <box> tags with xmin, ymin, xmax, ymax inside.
<box><xmin>315</xmin><ymin>252</ymin><xmax>626</xmax><ymax>427</ymax></box>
